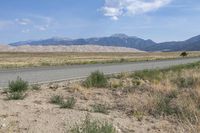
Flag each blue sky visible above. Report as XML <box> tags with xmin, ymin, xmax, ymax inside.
<box><xmin>0</xmin><ymin>0</ymin><xmax>200</xmax><ymax>44</ymax></box>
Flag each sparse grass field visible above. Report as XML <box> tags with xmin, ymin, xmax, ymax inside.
<box><xmin>0</xmin><ymin>51</ymin><xmax>200</xmax><ymax>68</ymax></box>
<box><xmin>1</xmin><ymin>61</ymin><xmax>200</xmax><ymax>132</ymax></box>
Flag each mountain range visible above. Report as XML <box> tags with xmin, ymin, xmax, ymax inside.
<box><xmin>10</xmin><ymin>34</ymin><xmax>200</xmax><ymax>52</ymax></box>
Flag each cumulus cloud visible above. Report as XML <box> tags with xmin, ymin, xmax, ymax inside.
<box><xmin>102</xmin><ymin>0</ymin><xmax>172</xmax><ymax>20</ymax></box>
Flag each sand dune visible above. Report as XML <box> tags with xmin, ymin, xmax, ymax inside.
<box><xmin>0</xmin><ymin>45</ymin><xmax>142</xmax><ymax>52</ymax></box>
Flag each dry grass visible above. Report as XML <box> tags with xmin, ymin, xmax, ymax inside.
<box><xmin>107</xmin><ymin>61</ymin><xmax>200</xmax><ymax>132</ymax></box>
<box><xmin>1</xmin><ymin>51</ymin><xmax>200</xmax><ymax>68</ymax></box>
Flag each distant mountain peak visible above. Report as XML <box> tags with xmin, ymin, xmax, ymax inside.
<box><xmin>110</xmin><ymin>33</ymin><xmax>129</xmax><ymax>38</ymax></box>
<box><xmin>49</xmin><ymin>37</ymin><xmax>71</xmax><ymax>41</ymax></box>
<box><xmin>185</xmin><ymin>34</ymin><xmax>200</xmax><ymax>43</ymax></box>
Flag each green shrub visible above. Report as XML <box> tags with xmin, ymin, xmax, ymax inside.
<box><xmin>83</xmin><ymin>71</ymin><xmax>108</xmax><ymax>88</ymax></box>
<box><xmin>180</xmin><ymin>51</ymin><xmax>188</xmax><ymax>57</ymax></box>
<box><xmin>120</xmin><ymin>58</ymin><xmax>126</xmax><ymax>63</ymax></box>
<box><xmin>71</xmin><ymin>115</ymin><xmax>116</xmax><ymax>133</ymax></box>
<box><xmin>92</xmin><ymin>104</ymin><xmax>109</xmax><ymax>114</ymax></box>
<box><xmin>6</xmin><ymin>77</ymin><xmax>28</xmax><ymax>100</ymax></box>
<box><xmin>50</xmin><ymin>95</ymin><xmax>76</xmax><ymax>109</ymax></box>
<box><xmin>60</xmin><ymin>97</ymin><xmax>76</xmax><ymax>109</ymax></box>
<box><xmin>7</xmin><ymin>92</ymin><xmax>25</xmax><ymax>100</ymax></box>
<box><xmin>8</xmin><ymin>77</ymin><xmax>28</xmax><ymax>92</ymax></box>
<box><xmin>50</xmin><ymin>95</ymin><xmax>64</xmax><ymax>104</ymax></box>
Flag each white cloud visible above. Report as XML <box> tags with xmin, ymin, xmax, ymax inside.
<box><xmin>15</xmin><ymin>16</ymin><xmax>54</xmax><ymax>32</ymax></box>
<box><xmin>30</xmin><ymin>16</ymin><xmax>53</xmax><ymax>31</ymax></box>
<box><xmin>102</xmin><ymin>0</ymin><xmax>172</xmax><ymax>20</ymax></box>
<box><xmin>22</xmin><ymin>29</ymin><xmax>30</xmax><ymax>33</ymax></box>
<box><xmin>15</xmin><ymin>18</ymin><xmax>32</xmax><ymax>25</ymax></box>
<box><xmin>34</xmin><ymin>25</ymin><xmax>48</xmax><ymax>31</ymax></box>
<box><xmin>103</xmin><ymin>7</ymin><xmax>123</xmax><ymax>20</ymax></box>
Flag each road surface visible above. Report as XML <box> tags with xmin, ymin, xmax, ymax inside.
<box><xmin>0</xmin><ymin>57</ymin><xmax>200</xmax><ymax>87</ymax></box>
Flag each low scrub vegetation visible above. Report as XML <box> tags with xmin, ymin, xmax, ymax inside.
<box><xmin>174</xmin><ymin>76</ymin><xmax>198</xmax><ymax>88</ymax></box>
<box><xmin>107</xmin><ymin>61</ymin><xmax>200</xmax><ymax>131</ymax></box>
<box><xmin>71</xmin><ymin>115</ymin><xmax>116</xmax><ymax>133</ymax></box>
<box><xmin>83</xmin><ymin>71</ymin><xmax>108</xmax><ymax>88</ymax></box>
<box><xmin>6</xmin><ymin>77</ymin><xmax>29</xmax><ymax>100</ymax></box>
<box><xmin>31</xmin><ymin>84</ymin><xmax>40</xmax><ymax>90</ymax></box>
<box><xmin>7</xmin><ymin>92</ymin><xmax>26</xmax><ymax>100</ymax></box>
<box><xmin>132</xmin><ymin>69</ymin><xmax>162</xmax><ymax>82</ymax></box>
<box><xmin>50</xmin><ymin>95</ymin><xmax>76</xmax><ymax>109</ymax></box>
<box><xmin>8</xmin><ymin>77</ymin><xmax>28</xmax><ymax>93</ymax></box>
<box><xmin>60</xmin><ymin>97</ymin><xmax>76</xmax><ymax>109</ymax></box>
<box><xmin>130</xmin><ymin>61</ymin><xmax>200</xmax><ymax>82</ymax></box>
<box><xmin>154</xmin><ymin>88</ymin><xmax>200</xmax><ymax>124</ymax></box>
<box><xmin>50</xmin><ymin>95</ymin><xmax>64</xmax><ymax>104</ymax></box>
<box><xmin>92</xmin><ymin>103</ymin><xmax>109</xmax><ymax>114</ymax></box>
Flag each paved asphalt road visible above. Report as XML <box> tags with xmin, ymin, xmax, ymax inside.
<box><xmin>0</xmin><ymin>57</ymin><xmax>200</xmax><ymax>87</ymax></box>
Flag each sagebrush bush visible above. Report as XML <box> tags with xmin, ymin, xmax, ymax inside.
<box><xmin>50</xmin><ymin>95</ymin><xmax>64</xmax><ymax>104</ymax></box>
<box><xmin>71</xmin><ymin>115</ymin><xmax>116</xmax><ymax>133</ymax></box>
<box><xmin>92</xmin><ymin>104</ymin><xmax>109</xmax><ymax>114</ymax></box>
<box><xmin>60</xmin><ymin>97</ymin><xmax>76</xmax><ymax>109</ymax></box>
<box><xmin>7</xmin><ymin>92</ymin><xmax>25</xmax><ymax>100</ymax></box>
<box><xmin>50</xmin><ymin>95</ymin><xmax>76</xmax><ymax>109</ymax></box>
<box><xmin>84</xmin><ymin>71</ymin><xmax>108</xmax><ymax>88</ymax></box>
<box><xmin>6</xmin><ymin>77</ymin><xmax>28</xmax><ymax>100</ymax></box>
<box><xmin>8</xmin><ymin>77</ymin><xmax>28</xmax><ymax>92</ymax></box>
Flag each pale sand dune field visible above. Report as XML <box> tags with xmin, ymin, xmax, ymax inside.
<box><xmin>0</xmin><ymin>45</ymin><xmax>142</xmax><ymax>52</ymax></box>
